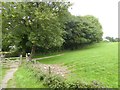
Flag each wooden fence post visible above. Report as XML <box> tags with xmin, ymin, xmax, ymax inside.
<box><xmin>26</xmin><ymin>53</ymin><xmax>28</xmax><ymax>62</ymax></box>
<box><xmin>20</xmin><ymin>54</ymin><xmax>22</xmax><ymax>64</ymax></box>
<box><xmin>1</xmin><ymin>54</ymin><xmax>5</xmax><ymax>62</ymax></box>
<box><xmin>49</xmin><ymin>66</ymin><xmax>51</xmax><ymax>75</ymax></box>
<box><xmin>0</xmin><ymin>54</ymin><xmax>2</xmax><ymax>63</ymax></box>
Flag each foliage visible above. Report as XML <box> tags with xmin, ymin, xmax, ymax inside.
<box><xmin>2</xmin><ymin>2</ymin><xmax>103</xmax><ymax>55</ymax></box>
<box><xmin>82</xmin><ymin>15</ymin><xmax>103</xmax><ymax>42</ymax></box>
<box><xmin>65</xmin><ymin>80</ymin><xmax>104</xmax><ymax>89</ymax></box>
<box><xmin>105</xmin><ymin>36</ymin><xmax>120</xmax><ymax>42</ymax></box>
<box><xmin>63</xmin><ymin>15</ymin><xmax>103</xmax><ymax>49</ymax></box>
<box><xmin>21</xmin><ymin>63</ymin><xmax>104</xmax><ymax>89</ymax></box>
<box><xmin>43</xmin><ymin>74</ymin><xmax>66</xmax><ymax>88</ymax></box>
<box><xmin>2</xmin><ymin>2</ymin><xmax>71</xmax><ymax>55</ymax></box>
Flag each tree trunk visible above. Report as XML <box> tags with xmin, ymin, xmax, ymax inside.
<box><xmin>31</xmin><ymin>45</ymin><xmax>36</xmax><ymax>58</ymax></box>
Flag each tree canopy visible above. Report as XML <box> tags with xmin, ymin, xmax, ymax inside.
<box><xmin>2</xmin><ymin>2</ymin><xmax>103</xmax><ymax>56</ymax></box>
<box><xmin>63</xmin><ymin>15</ymin><xmax>103</xmax><ymax>49</ymax></box>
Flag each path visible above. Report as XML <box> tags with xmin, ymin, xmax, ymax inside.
<box><xmin>0</xmin><ymin>54</ymin><xmax>65</xmax><ymax>89</ymax></box>
<box><xmin>0</xmin><ymin>62</ymin><xmax>19</xmax><ymax>89</ymax></box>
<box><xmin>33</xmin><ymin>54</ymin><xmax>64</xmax><ymax>61</ymax></box>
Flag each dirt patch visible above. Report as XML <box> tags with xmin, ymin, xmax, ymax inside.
<box><xmin>33</xmin><ymin>63</ymin><xmax>70</xmax><ymax>78</ymax></box>
<box><xmin>32</xmin><ymin>54</ymin><xmax>70</xmax><ymax>77</ymax></box>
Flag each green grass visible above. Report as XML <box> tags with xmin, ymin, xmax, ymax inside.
<box><xmin>38</xmin><ymin>42</ymin><xmax>118</xmax><ymax>88</ymax></box>
<box><xmin>0</xmin><ymin>65</ymin><xmax>9</xmax><ymax>84</ymax></box>
<box><xmin>33</xmin><ymin>51</ymin><xmax>63</xmax><ymax>58</ymax></box>
<box><xmin>7</xmin><ymin>65</ymin><xmax>46</xmax><ymax>88</ymax></box>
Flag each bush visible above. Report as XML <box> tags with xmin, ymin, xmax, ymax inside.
<box><xmin>66</xmin><ymin>80</ymin><xmax>88</xmax><ymax>89</ymax></box>
<box><xmin>43</xmin><ymin>74</ymin><xmax>66</xmax><ymax>88</ymax></box>
<box><xmin>37</xmin><ymin>71</ymin><xmax>47</xmax><ymax>81</ymax></box>
<box><xmin>88</xmin><ymin>80</ymin><xmax>105</xmax><ymax>88</ymax></box>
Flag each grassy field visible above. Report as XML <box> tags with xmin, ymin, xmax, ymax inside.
<box><xmin>7</xmin><ymin>65</ymin><xmax>46</xmax><ymax>88</ymax></box>
<box><xmin>38</xmin><ymin>42</ymin><xmax>118</xmax><ymax>88</ymax></box>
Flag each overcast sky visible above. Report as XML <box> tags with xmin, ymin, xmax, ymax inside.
<box><xmin>68</xmin><ymin>0</ymin><xmax>119</xmax><ymax>38</ymax></box>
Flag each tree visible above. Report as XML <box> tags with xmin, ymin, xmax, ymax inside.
<box><xmin>105</xmin><ymin>36</ymin><xmax>119</xmax><ymax>42</ymax></box>
<box><xmin>81</xmin><ymin>15</ymin><xmax>103</xmax><ymax>42</ymax></box>
<box><xmin>2</xmin><ymin>2</ymin><xmax>71</xmax><ymax>56</ymax></box>
<box><xmin>63</xmin><ymin>15</ymin><xmax>103</xmax><ymax>49</ymax></box>
<box><xmin>114</xmin><ymin>38</ymin><xmax>120</xmax><ymax>42</ymax></box>
<box><xmin>2</xmin><ymin>2</ymin><xmax>104</xmax><ymax>55</ymax></box>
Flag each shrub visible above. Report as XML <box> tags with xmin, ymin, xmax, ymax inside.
<box><xmin>37</xmin><ymin>71</ymin><xmax>46</xmax><ymax>81</ymax></box>
<box><xmin>43</xmin><ymin>74</ymin><xmax>66</xmax><ymax>88</ymax></box>
<box><xmin>88</xmin><ymin>80</ymin><xmax>105</xmax><ymax>88</ymax></box>
<box><xmin>66</xmin><ymin>80</ymin><xmax>88</xmax><ymax>89</ymax></box>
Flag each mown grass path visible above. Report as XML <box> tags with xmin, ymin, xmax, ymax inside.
<box><xmin>33</xmin><ymin>54</ymin><xmax>64</xmax><ymax>61</ymax></box>
<box><xmin>0</xmin><ymin>62</ymin><xmax>19</xmax><ymax>89</ymax></box>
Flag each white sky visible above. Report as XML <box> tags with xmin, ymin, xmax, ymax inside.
<box><xmin>68</xmin><ymin>0</ymin><xmax>119</xmax><ymax>38</ymax></box>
